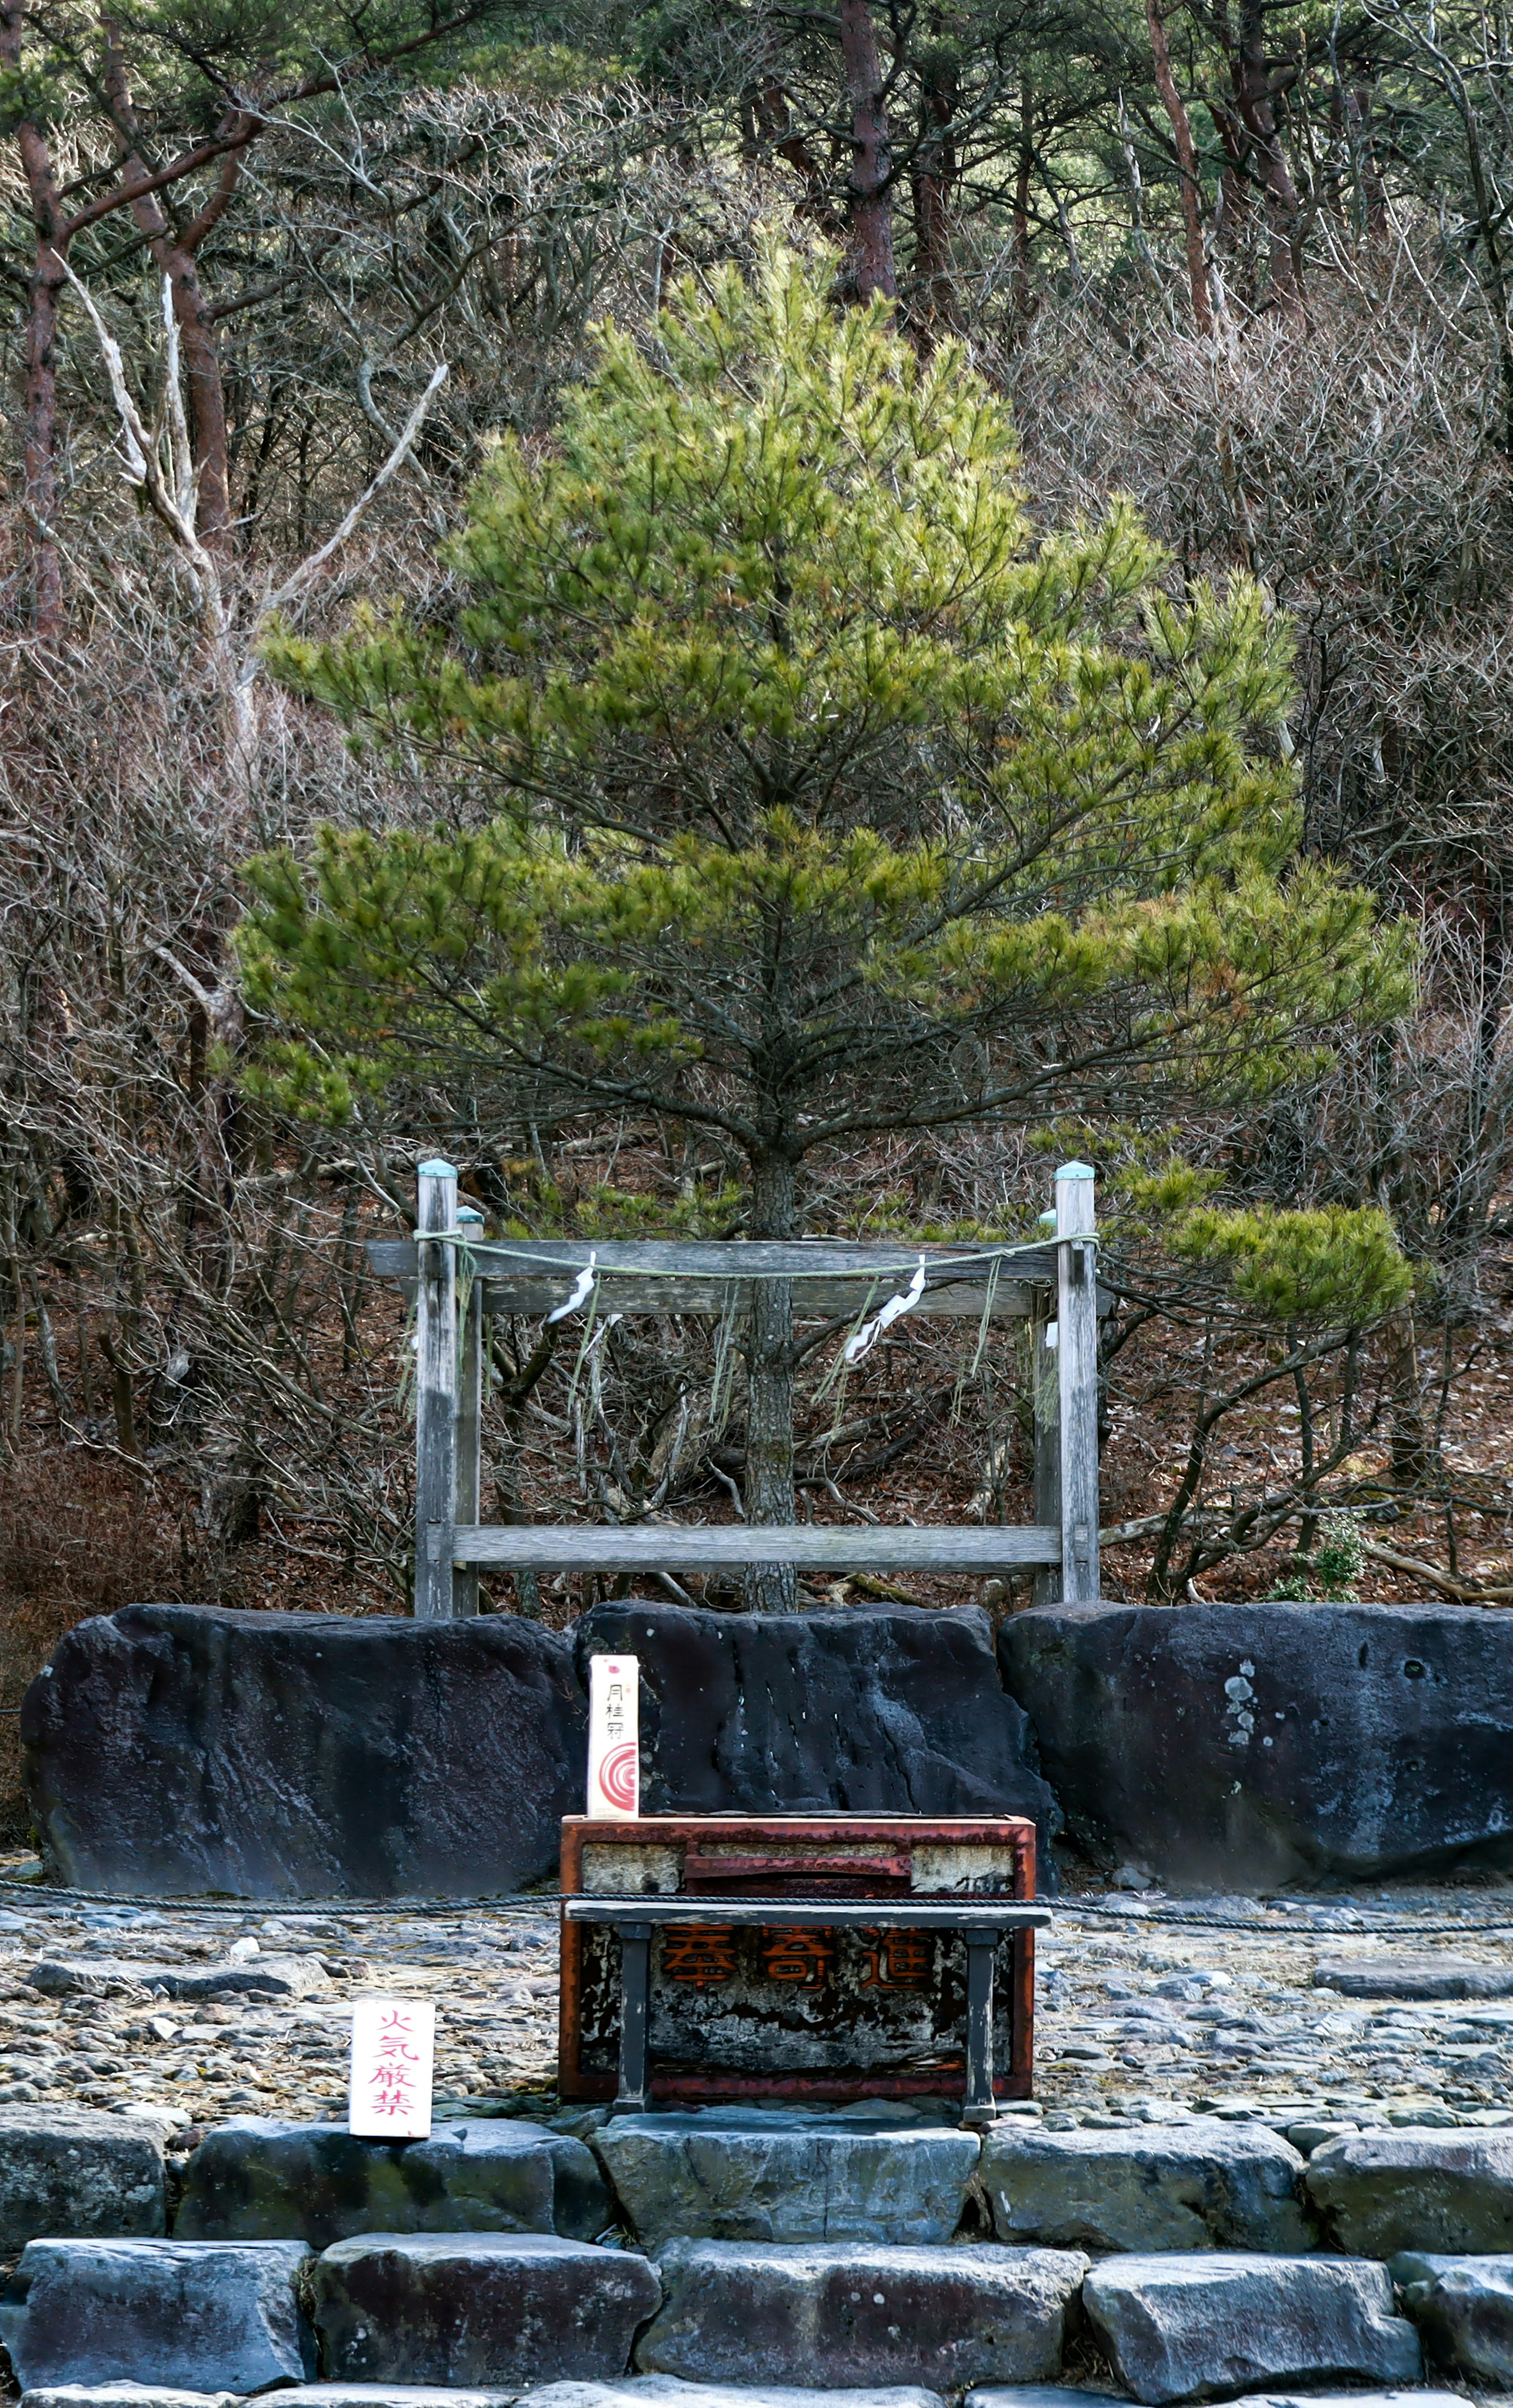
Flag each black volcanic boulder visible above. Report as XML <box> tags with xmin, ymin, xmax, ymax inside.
<box><xmin>22</xmin><ymin>1605</ymin><xmax>584</xmax><ymax>1897</ymax></box>
<box><xmin>573</xmin><ymin>1600</ymin><xmax>1060</xmax><ymax>1844</ymax></box>
<box><xmin>1000</xmin><ymin>1599</ymin><xmax>1513</xmax><ymax>1892</ymax></box>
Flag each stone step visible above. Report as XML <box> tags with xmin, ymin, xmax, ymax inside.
<box><xmin>1307</xmin><ymin>2127</ymin><xmax>1513</xmax><ymax>2255</ymax></box>
<box><xmin>1081</xmin><ymin>2252</ymin><xmax>1424</xmax><ymax>2406</ymax></box>
<box><xmin>0</xmin><ymin>2240</ymin><xmax>314</xmax><ymax>2397</ymax></box>
<box><xmin>0</xmin><ymin>2106</ymin><xmax>170</xmax><ymax>2249</ymax></box>
<box><xmin>970</xmin><ymin>2393</ymin><xmax>1460</xmax><ymax>2408</ymax></box>
<box><xmin>263</xmin><ymin>2390</ymin><xmax>517</xmax><ymax>2407</ymax></box>
<box><xmin>587</xmin><ymin>2112</ymin><xmax>979</xmax><ymax>2251</ymax></box>
<box><xmin>979</xmin><ymin>2117</ymin><xmax>1312</xmax><ymax>2254</ymax></box>
<box><xmin>176</xmin><ymin>2118</ymin><xmax>609</xmax><ymax>2247</ymax></box>
<box><xmin>1392</xmin><ymin>2249</ymin><xmax>1513</xmax><ymax>2386</ymax></box>
<box><xmin>17</xmin><ymin>2391</ymin><xmax>517</xmax><ymax>2408</ymax></box>
<box><xmin>18</xmin><ymin>2388</ymin><xmax>243</xmax><ymax>2408</ymax></box>
<box><xmin>518</xmin><ymin>2383</ymin><xmax>947</xmax><ymax>2408</ymax></box>
<box><xmin>633</xmin><ymin>2240</ymin><xmax>1086</xmax><ymax>2394</ymax></box>
<box><xmin>309</xmin><ymin>2235</ymin><xmax>662</xmax><ymax>2390</ymax></box>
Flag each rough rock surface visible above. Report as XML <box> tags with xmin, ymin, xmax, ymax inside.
<box><xmin>0</xmin><ymin>2237</ymin><xmax>314</xmax><ymax>2395</ymax></box>
<box><xmin>1314</xmin><ymin>1955</ymin><xmax>1513</xmax><ymax>1999</ymax></box>
<box><xmin>1000</xmin><ymin>1601</ymin><xmax>1513</xmax><ymax>1890</ymax></box>
<box><xmin>573</xmin><ymin>1602</ymin><xmax>1059</xmax><ymax>1831</ymax></box>
<box><xmin>966</xmin><ymin>2393</ymin><xmax>1124</xmax><ymax>2408</ymax></box>
<box><xmin>979</xmin><ymin>2117</ymin><xmax>1312</xmax><ymax>2253</ymax></box>
<box><xmin>1391</xmin><ymin>2251</ymin><xmax>1513</xmax><ymax>2383</ymax></box>
<box><xmin>1305</xmin><ymin>2128</ymin><xmax>1513</xmax><ymax>2254</ymax></box>
<box><xmin>19</xmin><ymin>2389</ymin><xmax>243</xmax><ymax>2408</ymax></box>
<box><xmin>27</xmin><ymin>1955</ymin><xmax>331</xmax><ymax>2002</ymax></box>
<box><xmin>0</xmin><ymin>2105</ymin><xmax>166</xmax><ymax>2247</ymax></box>
<box><xmin>591</xmin><ymin>2112</ymin><xmax>979</xmax><ymax>2250</ymax></box>
<box><xmin>520</xmin><ymin>2384</ymin><xmax>945</xmax><ymax>2408</ymax></box>
<box><xmin>1080</xmin><ymin>2252</ymin><xmax>1422</xmax><ymax>2405</ymax></box>
<box><xmin>1188</xmin><ymin>2397</ymin><xmax>1461</xmax><ymax>2408</ymax></box>
<box><xmin>260</xmin><ymin>2392</ymin><xmax>519</xmax><ymax>2407</ymax></box>
<box><xmin>22</xmin><ymin>1605</ymin><xmax>585</xmax><ymax>1898</ymax></box>
<box><xmin>635</xmin><ymin>2239</ymin><xmax>1087</xmax><ymax>2392</ymax></box>
<box><xmin>309</xmin><ymin>2233</ymin><xmax>660</xmax><ymax>2387</ymax></box>
<box><xmin>177</xmin><ymin>2116</ymin><xmax>608</xmax><ymax>2245</ymax></box>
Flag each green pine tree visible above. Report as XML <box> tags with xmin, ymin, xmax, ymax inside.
<box><xmin>241</xmin><ymin>233</ymin><xmax>1414</xmax><ymax>1606</ymax></box>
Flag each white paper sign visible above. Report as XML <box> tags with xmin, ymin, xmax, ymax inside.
<box><xmin>348</xmin><ymin>1996</ymin><xmax>435</xmax><ymax>2139</ymax></box>
<box><xmin>587</xmin><ymin>1652</ymin><xmax>639</xmax><ymax>1819</ymax></box>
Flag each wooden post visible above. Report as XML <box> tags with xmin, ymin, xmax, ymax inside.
<box><xmin>454</xmin><ymin>1204</ymin><xmax>484</xmax><ymax>1620</ymax></box>
<box><xmin>1030</xmin><ymin>1208</ymin><xmax>1059</xmax><ymax>1608</ymax></box>
<box><xmin>1055</xmin><ymin>1160</ymin><xmax>1100</xmax><ymax>1603</ymax></box>
<box><xmin>414</xmin><ymin>1159</ymin><xmax>458</xmax><ymax>1621</ymax></box>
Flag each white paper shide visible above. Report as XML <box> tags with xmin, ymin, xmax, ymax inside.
<box><xmin>348</xmin><ymin>1995</ymin><xmax>436</xmax><ymax>2138</ymax></box>
<box><xmin>587</xmin><ymin>1652</ymin><xmax>639</xmax><ymax>1819</ymax></box>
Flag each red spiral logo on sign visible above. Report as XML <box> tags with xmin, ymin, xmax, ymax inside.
<box><xmin>599</xmin><ymin>1743</ymin><xmax>638</xmax><ymax>1813</ymax></box>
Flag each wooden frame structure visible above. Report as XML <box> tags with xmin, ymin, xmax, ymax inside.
<box><xmin>367</xmin><ymin>1160</ymin><xmax>1102</xmax><ymax>1619</ymax></box>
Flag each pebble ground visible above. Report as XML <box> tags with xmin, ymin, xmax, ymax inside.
<box><xmin>0</xmin><ymin>1855</ymin><xmax>1509</xmax><ymax>2134</ymax></box>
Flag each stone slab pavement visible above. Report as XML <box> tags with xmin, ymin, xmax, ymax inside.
<box><xmin>0</xmin><ymin>1857</ymin><xmax>1511</xmax><ymax>2144</ymax></box>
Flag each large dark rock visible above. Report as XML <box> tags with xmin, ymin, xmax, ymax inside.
<box><xmin>573</xmin><ymin>1603</ymin><xmax>1059</xmax><ymax>1837</ymax></box>
<box><xmin>309</xmin><ymin>2234</ymin><xmax>660</xmax><ymax>2387</ymax></box>
<box><xmin>0</xmin><ymin>2105</ymin><xmax>167</xmax><ymax>2248</ymax></box>
<box><xmin>635</xmin><ymin>2239</ymin><xmax>1087</xmax><ymax>2391</ymax></box>
<box><xmin>176</xmin><ymin>2116</ymin><xmax>610</xmax><ymax>2245</ymax></box>
<box><xmin>1000</xmin><ymin>1601</ymin><xmax>1513</xmax><ymax>1892</ymax></box>
<box><xmin>22</xmin><ymin>1606</ymin><xmax>584</xmax><ymax>1899</ymax></box>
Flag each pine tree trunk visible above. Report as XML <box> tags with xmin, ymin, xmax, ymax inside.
<box><xmin>1146</xmin><ymin>0</ymin><xmax>1214</xmax><ymax>335</ymax></box>
<box><xmin>838</xmin><ymin>0</ymin><xmax>898</xmax><ymax>303</ymax></box>
<box><xmin>1234</xmin><ymin>0</ymin><xmax>1303</xmax><ymax>300</ymax></box>
<box><xmin>745</xmin><ymin>1154</ymin><xmax>798</xmax><ymax>1612</ymax></box>
<box><xmin>910</xmin><ymin>50</ymin><xmax>961</xmax><ymax>341</ymax></box>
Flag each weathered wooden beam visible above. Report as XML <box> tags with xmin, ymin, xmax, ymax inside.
<box><xmin>413</xmin><ymin>1161</ymin><xmax>458</xmax><ymax>1622</ymax></box>
<box><xmin>1030</xmin><ymin>1242</ymin><xmax>1060</xmax><ymax>1610</ymax></box>
<box><xmin>1055</xmin><ymin>1161</ymin><xmax>1101</xmax><ymax>1604</ymax></box>
<box><xmin>453</xmin><ymin>1204</ymin><xmax>485</xmax><ymax>1620</ymax></box>
<box><xmin>563</xmin><ymin>1898</ymin><xmax>1052</xmax><ymax>1928</ymax></box>
<box><xmin>449</xmin><ymin>1522</ymin><xmax>1061</xmax><ymax>1570</ymax></box>
<box><xmin>366</xmin><ymin>1236</ymin><xmax>1059</xmax><ymax>1319</ymax></box>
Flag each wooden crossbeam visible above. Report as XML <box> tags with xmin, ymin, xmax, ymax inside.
<box><xmin>444</xmin><ymin>1522</ymin><xmax>1061</xmax><ymax>1571</ymax></box>
<box><xmin>400</xmin><ymin>1164</ymin><xmax>1099</xmax><ymax>1617</ymax></box>
<box><xmin>367</xmin><ymin>1236</ymin><xmax>1056</xmax><ymax>1319</ymax></box>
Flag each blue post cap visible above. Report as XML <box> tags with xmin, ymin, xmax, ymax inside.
<box><xmin>1056</xmin><ymin>1160</ymin><xmax>1095</xmax><ymax>1179</ymax></box>
<box><xmin>417</xmin><ymin>1158</ymin><xmax>457</xmax><ymax>1178</ymax></box>
<box><xmin>456</xmin><ymin>1206</ymin><xmax>485</xmax><ymax>1223</ymax></box>
<box><xmin>1037</xmin><ymin>1210</ymin><xmax>1058</xmax><ymax>1231</ymax></box>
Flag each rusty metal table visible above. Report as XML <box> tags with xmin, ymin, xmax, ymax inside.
<box><xmin>561</xmin><ymin>1894</ymin><xmax>1051</xmax><ymax>2127</ymax></box>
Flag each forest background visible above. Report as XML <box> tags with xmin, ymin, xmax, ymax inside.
<box><xmin>3</xmin><ymin>0</ymin><xmax>1513</xmax><ymax>1836</ymax></box>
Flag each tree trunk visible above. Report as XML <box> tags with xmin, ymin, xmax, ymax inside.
<box><xmin>1385</xmin><ymin>1308</ymin><xmax>1429</xmax><ymax>1489</ymax></box>
<box><xmin>1207</xmin><ymin>100</ymin><xmax>1251</xmax><ymax>252</ymax></box>
<box><xmin>1011</xmin><ymin>102</ymin><xmax>1035</xmax><ymax>329</ymax></box>
<box><xmin>1234</xmin><ymin>0</ymin><xmax>1303</xmax><ymax>299</ymax></box>
<box><xmin>910</xmin><ymin>48</ymin><xmax>962</xmax><ymax>342</ymax></box>
<box><xmin>745</xmin><ymin>1154</ymin><xmax>798</xmax><ymax>1612</ymax></box>
<box><xmin>3</xmin><ymin>1</ymin><xmax>67</xmax><ymax>640</ymax></box>
<box><xmin>1146</xmin><ymin>0</ymin><xmax>1214</xmax><ymax>333</ymax></box>
<box><xmin>1342</xmin><ymin>79</ymin><xmax>1387</xmax><ymax>236</ymax></box>
<box><xmin>838</xmin><ymin>0</ymin><xmax>898</xmax><ymax>303</ymax></box>
<box><xmin>102</xmin><ymin>25</ymin><xmax>238</xmax><ymax>547</ymax></box>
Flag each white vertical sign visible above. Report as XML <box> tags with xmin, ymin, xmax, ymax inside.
<box><xmin>348</xmin><ymin>1996</ymin><xmax>435</xmax><ymax>2139</ymax></box>
<box><xmin>587</xmin><ymin>1653</ymin><xmax>639</xmax><ymax>1819</ymax></box>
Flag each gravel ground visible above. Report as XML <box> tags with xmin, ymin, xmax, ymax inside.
<box><xmin>1035</xmin><ymin>1885</ymin><xmax>1513</xmax><ymax>2129</ymax></box>
<box><xmin>0</xmin><ymin>1856</ymin><xmax>1509</xmax><ymax>2133</ymax></box>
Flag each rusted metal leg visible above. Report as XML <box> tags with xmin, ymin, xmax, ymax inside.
<box><xmin>613</xmin><ymin>1921</ymin><xmax>652</xmax><ymax>2114</ymax></box>
<box><xmin>961</xmin><ymin>1931</ymin><xmax>1000</xmax><ymax>2127</ymax></box>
